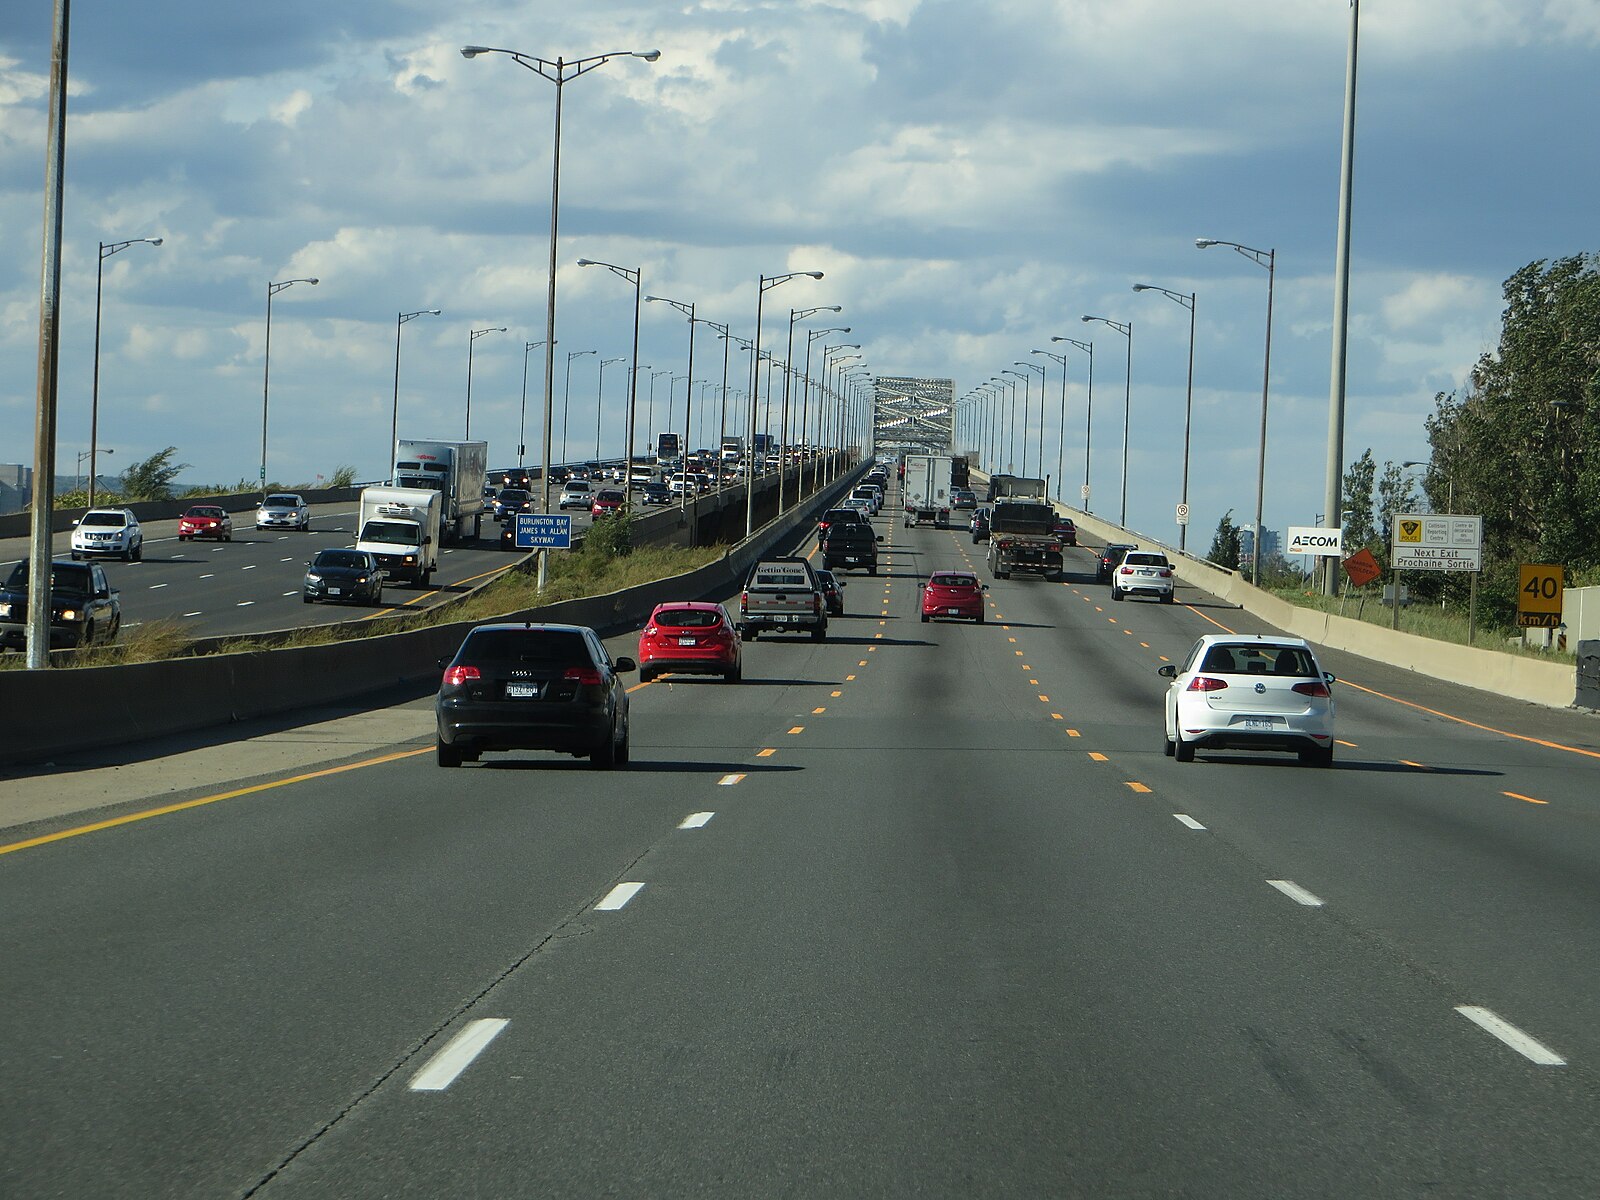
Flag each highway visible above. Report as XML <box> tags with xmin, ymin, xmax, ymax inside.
<box><xmin>0</xmin><ymin>499</ymin><xmax>597</xmax><ymax>641</ymax></box>
<box><xmin>3</xmin><ymin>483</ymin><xmax>1599</xmax><ymax>1197</ymax></box>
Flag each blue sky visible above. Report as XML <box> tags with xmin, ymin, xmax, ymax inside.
<box><xmin>3</xmin><ymin>0</ymin><xmax>1598</xmax><ymax>544</ymax></box>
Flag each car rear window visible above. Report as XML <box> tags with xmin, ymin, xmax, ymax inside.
<box><xmin>459</xmin><ymin>629</ymin><xmax>591</xmax><ymax>666</ymax></box>
<box><xmin>1125</xmin><ymin>553</ymin><xmax>1167</xmax><ymax>567</ymax></box>
<box><xmin>931</xmin><ymin>575</ymin><xmax>976</xmax><ymax>588</ymax></box>
<box><xmin>655</xmin><ymin>608</ymin><xmax>721</xmax><ymax>628</ymax></box>
<box><xmin>1200</xmin><ymin>644</ymin><xmax>1318</xmax><ymax>677</ymax></box>
<box><xmin>752</xmin><ymin>564</ymin><xmax>811</xmax><ymax>589</ymax></box>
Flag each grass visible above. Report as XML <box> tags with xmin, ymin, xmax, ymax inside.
<box><xmin>1263</xmin><ymin>582</ymin><xmax>1574</xmax><ymax>662</ymax></box>
<box><xmin>0</xmin><ymin>542</ymin><xmax>729</xmax><ymax>671</ymax></box>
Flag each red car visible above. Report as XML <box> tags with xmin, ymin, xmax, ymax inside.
<box><xmin>638</xmin><ymin>602</ymin><xmax>742</xmax><ymax>682</ymax></box>
<box><xmin>1052</xmin><ymin>517</ymin><xmax>1078</xmax><ymax>546</ymax></box>
<box><xmin>177</xmin><ymin>504</ymin><xmax>232</xmax><ymax>542</ymax></box>
<box><xmin>920</xmin><ymin>571</ymin><xmax>987</xmax><ymax>624</ymax></box>
<box><xmin>590</xmin><ymin>489</ymin><xmax>625</xmax><ymax>517</ymax></box>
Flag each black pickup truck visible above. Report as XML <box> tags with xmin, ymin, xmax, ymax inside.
<box><xmin>0</xmin><ymin>559</ymin><xmax>122</xmax><ymax>650</ymax></box>
<box><xmin>821</xmin><ymin>522</ymin><xmax>882</xmax><ymax>575</ymax></box>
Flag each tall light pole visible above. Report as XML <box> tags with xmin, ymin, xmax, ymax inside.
<box><xmin>89</xmin><ymin>236</ymin><xmax>161</xmax><ymax>507</ymax></box>
<box><xmin>801</xmin><ymin>325</ymin><xmax>848</xmax><ymax>496</ymax></box>
<box><xmin>1325</xmin><ymin>0</ymin><xmax>1360</xmax><ymax>594</ymax></box>
<box><xmin>262</xmin><ymin>276</ymin><xmax>318</xmax><ymax>500</ymax></box>
<box><xmin>392</xmin><ymin>308</ymin><xmax>441</xmax><ymax>480</ymax></box>
<box><xmin>820</xmin><ymin>342</ymin><xmax>858</xmax><ymax>485</ymax></box>
<box><xmin>747</xmin><ymin>270</ymin><xmax>823</xmax><ymax>537</ymax></box>
<box><xmin>461</xmin><ymin>42</ymin><xmax>660</xmax><ymax>589</ymax></box>
<box><xmin>627</xmin><ymin>363</ymin><xmax>650</xmax><ymax>462</ymax></box>
<box><xmin>577</xmin><ymin>258</ymin><xmax>643</xmax><ymax>501</ymax></box>
<box><xmin>519</xmin><ymin>338</ymin><xmax>550</xmax><ymax>472</ymax></box>
<box><xmin>1132</xmin><ymin>283</ymin><xmax>1197</xmax><ymax>551</ymax></box>
<box><xmin>593</xmin><ymin>355</ymin><xmax>624</xmax><ymax>464</ymax></box>
<box><xmin>647</xmin><ymin>369</ymin><xmax>670</xmax><ymax>455</ymax></box>
<box><xmin>465</xmin><ymin>326</ymin><xmax>506</xmax><ymax>440</ymax></box>
<box><xmin>1033</xmin><ymin>350</ymin><xmax>1068</xmax><ymax>504</ymax></box>
<box><xmin>1081</xmin><ymin>315</ymin><xmax>1131</xmax><ymax>527</ymax></box>
<box><xmin>1015</xmin><ymin>360</ymin><xmax>1046</xmax><ymax>480</ymax></box>
<box><xmin>1198</xmin><ymin>237</ymin><xmax>1276</xmax><ymax>583</ymax></box>
<box><xmin>701</xmin><ymin>320</ymin><xmax>731</xmax><ymax>489</ymax></box>
<box><xmin>562</xmin><ymin>349</ymin><xmax>596</xmax><ymax>477</ymax></box>
<box><xmin>1002</xmin><ymin>370</ymin><xmax>1029</xmax><ymax>476</ymax></box>
<box><xmin>645</xmin><ymin>294</ymin><xmax>698</xmax><ymax>511</ymax></box>
<box><xmin>1053</xmin><ymin>336</ymin><xmax>1094</xmax><ymax>511</ymax></box>
<box><xmin>781</xmin><ymin>304</ymin><xmax>841</xmax><ymax>511</ymax></box>
<box><xmin>76</xmin><ymin>447</ymin><xmax>111</xmax><ymax>492</ymax></box>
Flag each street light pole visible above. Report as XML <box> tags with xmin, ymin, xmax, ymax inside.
<box><xmin>1015</xmin><ymin>361</ymin><xmax>1046</xmax><ymax>481</ymax></box>
<box><xmin>1198</xmin><ymin>237</ymin><xmax>1276</xmax><ymax>583</ymax></box>
<box><xmin>392</xmin><ymin>309</ymin><xmax>441</xmax><ymax>480</ymax></box>
<box><xmin>89</xmin><ymin>236</ymin><xmax>161</xmax><ymax>507</ymax></box>
<box><xmin>593</xmin><ymin>355</ymin><xmax>624</xmax><ymax>464</ymax></box>
<box><xmin>1081</xmin><ymin>315</ymin><xmax>1131</xmax><ymax>527</ymax></box>
<box><xmin>577</xmin><ymin>259</ymin><xmax>643</xmax><ymax>505</ymax></box>
<box><xmin>746</xmin><ymin>270</ymin><xmax>823</xmax><ymax>537</ymax></box>
<box><xmin>782</xmin><ymin>305</ymin><xmax>841</xmax><ymax>512</ymax></box>
<box><xmin>465</xmin><ymin>326</ymin><xmax>507</xmax><ymax>441</ymax></box>
<box><xmin>562</xmin><ymin>349</ymin><xmax>596</xmax><ymax>479</ymax></box>
<box><xmin>1133</xmin><ymin>283</ymin><xmax>1197</xmax><ymax>551</ymax></box>
<box><xmin>1053</xmin><ymin>336</ymin><xmax>1094</xmax><ymax>511</ymax></box>
<box><xmin>645</xmin><ymin>294</ymin><xmax>698</xmax><ymax>511</ymax></box>
<box><xmin>519</xmin><ymin>338</ymin><xmax>550</xmax><ymax>471</ymax></box>
<box><xmin>461</xmin><ymin>43</ymin><xmax>659</xmax><ymax>588</ymax></box>
<box><xmin>1324</xmin><ymin>0</ymin><xmax>1360</xmax><ymax>594</ymax></box>
<box><xmin>262</xmin><ymin>276</ymin><xmax>318</xmax><ymax>501</ymax></box>
<box><xmin>1033</xmin><ymin>350</ymin><xmax>1068</xmax><ymax>505</ymax></box>
<box><xmin>701</xmin><ymin>320</ymin><xmax>731</xmax><ymax>490</ymax></box>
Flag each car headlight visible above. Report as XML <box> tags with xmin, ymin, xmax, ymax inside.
<box><xmin>0</xmin><ymin>601</ymin><xmax>12</xmax><ymax>618</ymax></box>
<box><xmin>402</xmin><ymin>555</ymin><xmax>416</xmax><ymax>564</ymax></box>
<box><xmin>356</xmin><ymin>575</ymin><xmax>368</xmax><ymax>584</ymax></box>
<box><xmin>59</xmin><ymin>608</ymin><xmax>81</xmax><ymax>621</ymax></box>
<box><xmin>305</xmin><ymin>573</ymin><xmax>322</xmax><ymax>584</ymax></box>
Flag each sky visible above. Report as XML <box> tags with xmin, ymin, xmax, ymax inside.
<box><xmin>3</xmin><ymin>0</ymin><xmax>1598</xmax><ymax>546</ymax></box>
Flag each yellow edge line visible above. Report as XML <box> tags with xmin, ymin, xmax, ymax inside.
<box><xmin>0</xmin><ymin>746</ymin><xmax>433</xmax><ymax>857</ymax></box>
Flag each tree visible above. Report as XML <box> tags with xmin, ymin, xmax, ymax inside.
<box><xmin>1207</xmin><ymin>509</ymin><xmax>1241</xmax><ymax>569</ymax></box>
<box><xmin>119</xmin><ymin>447</ymin><xmax>188</xmax><ymax>502</ymax></box>
<box><xmin>1341</xmin><ymin>449</ymin><xmax>1377</xmax><ymax>552</ymax></box>
<box><xmin>329</xmin><ymin>464</ymin><xmax>357</xmax><ymax>488</ymax></box>
<box><xmin>584</xmin><ymin>509</ymin><xmax>632</xmax><ymax>559</ymax></box>
<box><xmin>1374</xmin><ymin>459</ymin><xmax>1417</xmax><ymax>550</ymax></box>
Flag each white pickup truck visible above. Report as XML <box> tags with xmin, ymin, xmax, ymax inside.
<box><xmin>738</xmin><ymin>556</ymin><xmax>827</xmax><ymax>641</ymax></box>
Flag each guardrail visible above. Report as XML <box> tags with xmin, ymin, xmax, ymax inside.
<box><xmin>0</xmin><ymin>461</ymin><xmax>868</xmax><ymax>769</ymax></box>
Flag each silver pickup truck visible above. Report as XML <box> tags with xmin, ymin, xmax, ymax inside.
<box><xmin>738</xmin><ymin>556</ymin><xmax>827</xmax><ymax>641</ymax></box>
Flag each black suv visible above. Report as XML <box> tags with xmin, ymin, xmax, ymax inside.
<box><xmin>435</xmin><ymin>622</ymin><xmax>636</xmax><ymax>768</ymax></box>
<box><xmin>0</xmin><ymin>559</ymin><xmax>121</xmax><ymax>650</ymax></box>
<box><xmin>821</xmin><ymin>522</ymin><xmax>883</xmax><ymax>574</ymax></box>
<box><xmin>816</xmin><ymin>506</ymin><xmax>869</xmax><ymax>545</ymax></box>
<box><xmin>1096</xmin><ymin>543</ymin><xmax>1137</xmax><ymax>582</ymax></box>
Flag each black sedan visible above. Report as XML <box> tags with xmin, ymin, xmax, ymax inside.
<box><xmin>970</xmin><ymin>507</ymin><xmax>991</xmax><ymax>543</ymax></box>
<box><xmin>493</xmin><ymin>488</ymin><xmax>533</xmax><ymax>522</ymax></box>
<box><xmin>638</xmin><ymin>481</ymin><xmax>672</xmax><ymax>506</ymax></box>
<box><xmin>302</xmin><ymin>549</ymin><xmax>385</xmax><ymax>605</ymax></box>
<box><xmin>436</xmin><ymin>622</ymin><xmax>636</xmax><ymax>768</ymax></box>
<box><xmin>814</xmin><ymin>568</ymin><xmax>846</xmax><ymax>616</ymax></box>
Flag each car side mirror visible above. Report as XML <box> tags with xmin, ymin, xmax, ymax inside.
<box><xmin>70</xmin><ymin>518</ymin><xmax>80</xmax><ymax>527</ymax></box>
<box><xmin>876</xmin><ymin>535</ymin><xmax>884</xmax><ymax>543</ymax></box>
<box><xmin>423</xmin><ymin>536</ymin><xmax>433</xmax><ymax>545</ymax></box>
<box><xmin>97</xmin><ymin>588</ymin><xmax>110</xmax><ymax>599</ymax></box>
<box><xmin>1157</xmin><ymin>664</ymin><xmax>1177</xmax><ymax>678</ymax></box>
<box><xmin>614</xmin><ymin>656</ymin><xmax>638</xmax><ymax>673</ymax></box>
<box><xmin>982</xmin><ymin>584</ymin><xmax>990</xmax><ymax>590</ymax></box>
<box><xmin>1324</xmin><ymin>672</ymin><xmax>1336</xmax><ymax>684</ymax></box>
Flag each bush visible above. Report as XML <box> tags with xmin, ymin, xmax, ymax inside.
<box><xmin>584</xmin><ymin>509</ymin><xmax>633</xmax><ymax>559</ymax></box>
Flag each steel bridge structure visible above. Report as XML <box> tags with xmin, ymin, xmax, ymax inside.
<box><xmin>872</xmin><ymin>376</ymin><xmax>954</xmax><ymax>458</ymax></box>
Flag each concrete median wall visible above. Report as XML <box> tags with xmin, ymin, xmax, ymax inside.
<box><xmin>0</xmin><ymin>463</ymin><xmax>866</xmax><ymax>770</ymax></box>
<box><xmin>0</xmin><ymin>487</ymin><xmax>364</xmax><ymax>541</ymax></box>
<box><xmin>969</xmin><ymin>470</ymin><xmax>1580</xmax><ymax>711</ymax></box>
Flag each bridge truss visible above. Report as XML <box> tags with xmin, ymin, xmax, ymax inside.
<box><xmin>872</xmin><ymin>376</ymin><xmax>954</xmax><ymax>457</ymax></box>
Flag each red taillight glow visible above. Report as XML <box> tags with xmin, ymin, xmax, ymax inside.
<box><xmin>443</xmin><ymin>665</ymin><xmax>480</xmax><ymax>686</ymax></box>
<box><xmin>1187</xmin><ymin>676</ymin><xmax>1228</xmax><ymax>692</ymax></box>
<box><xmin>1120</xmin><ymin>566</ymin><xmax>1133</xmax><ymax>575</ymax></box>
<box><xmin>564</xmin><ymin>666</ymin><xmax>604</xmax><ymax>686</ymax></box>
<box><xmin>1158</xmin><ymin>568</ymin><xmax>1172</xmax><ymax>578</ymax></box>
<box><xmin>1293</xmin><ymin>680</ymin><xmax>1331</xmax><ymax>698</ymax></box>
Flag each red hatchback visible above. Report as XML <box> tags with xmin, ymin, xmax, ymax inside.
<box><xmin>177</xmin><ymin>504</ymin><xmax>233</xmax><ymax>542</ymax></box>
<box><xmin>920</xmin><ymin>571</ymin><xmax>987</xmax><ymax>624</ymax></box>
<box><xmin>638</xmin><ymin>602</ymin><xmax>743</xmax><ymax>682</ymax></box>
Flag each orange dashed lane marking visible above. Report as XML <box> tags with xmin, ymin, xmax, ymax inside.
<box><xmin>1504</xmin><ymin>791</ymin><xmax>1550</xmax><ymax>806</ymax></box>
<box><xmin>1125</xmin><ymin>782</ymin><xmax>1152</xmax><ymax>794</ymax></box>
<box><xmin>1088</xmin><ymin>752</ymin><xmax>1108</xmax><ymax>762</ymax></box>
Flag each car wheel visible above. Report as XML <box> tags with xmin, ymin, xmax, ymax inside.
<box><xmin>1160</xmin><ymin>592</ymin><xmax>1174</xmax><ymax>605</ymax></box>
<box><xmin>615</xmin><ymin>726</ymin><xmax>630</xmax><ymax>766</ymax></box>
<box><xmin>977</xmin><ymin>612</ymin><xmax>985</xmax><ymax>624</ymax></box>
<box><xmin>639</xmin><ymin>666</ymin><xmax>654</xmax><ymax>683</ymax></box>
<box><xmin>225</xmin><ymin>534</ymin><xmax>232</xmax><ymax>542</ymax></box>
<box><xmin>725</xmin><ymin>665</ymin><xmax>742</xmax><ymax>683</ymax></box>
<box><xmin>1163</xmin><ymin>733</ymin><xmax>1175</xmax><ymax>757</ymax></box>
<box><xmin>1174</xmin><ymin>734</ymin><xmax>1195</xmax><ymax>763</ymax></box>
<box><xmin>869</xmin><ymin>565</ymin><xmax>878</xmax><ymax>576</ymax></box>
<box><xmin>179</xmin><ymin>535</ymin><xmax>189</xmax><ymax>542</ymax></box>
<box><xmin>590</xmin><ymin>721</ymin><xmax>619</xmax><ymax>769</ymax></box>
<box><xmin>70</xmin><ymin>551</ymin><xmax>80</xmax><ymax>561</ymax></box>
<box><xmin>302</xmin><ymin>593</ymin><xmax>314</xmax><ymax>604</ymax></box>
<box><xmin>811</xmin><ymin>626</ymin><xmax>826</xmax><ymax>642</ymax></box>
<box><xmin>436</xmin><ymin>740</ymin><xmax>462</xmax><ymax>768</ymax></box>
<box><xmin>1111</xmin><ymin>587</ymin><xmax>1124</xmax><ymax>601</ymax></box>
<box><xmin>743</xmin><ymin>627</ymin><xmax>758</xmax><ymax>641</ymax></box>
<box><xmin>1300</xmin><ymin>745</ymin><xmax>1335</xmax><ymax>768</ymax></box>
<box><xmin>80</xmin><ymin>619</ymin><xmax>94</xmax><ymax>647</ymax></box>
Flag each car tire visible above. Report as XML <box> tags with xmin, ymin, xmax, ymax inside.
<box><xmin>1111</xmin><ymin>587</ymin><xmax>1124</xmax><ymax>602</ymax></box>
<box><xmin>436</xmin><ymin>740</ymin><xmax>462</xmax><ymax>768</ymax></box>
<box><xmin>725</xmin><ymin>665</ymin><xmax>742</xmax><ymax>683</ymax></box>
<box><xmin>132</xmin><ymin>540</ymin><xmax>143</xmax><ymax>562</ymax></box>
<box><xmin>225</xmin><ymin>534</ymin><xmax>232</xmax><ymax>542</ymax></box>
<box><xmin>977</xmin><ymin>612</ymin><xmax>985</xmax><ymax>624</ymax></box>
<box><xmin>591</xmin><ymin>722</ymin><xmax>619</xmax><ymax>769</ymax></box>
<box><xmin>179</xmin><ymin>535</ymin><xmax>190</xmax><ymax>542</ymax></box>
<box><xmin>303</xmin><ymin>593</ymin><xmax>313</xmax><ymax>604</ymax></box>
<box><xmin>1163</xmin><ymin>732</ymin><xmax>1175</xmax><ymax>757</ymax></box>
<box><xmin>921</xmin><ymin>612</ymin><xmax>930</xmax><ymax>623</ymax></box>
<box><xmin>1300</xmin><ymin>745</ymin><xmax>1335</xmax><ymax>768</ymax></box>
<box><xmin>811</xmin><ymin>627</ymin><xmax>825</xmax><ymax>642</ymax></box>
<box><xmin>639</xmin><ymin>666</ymin><xmax>654</xmax><ymax>683</ymax></box>
<box><xmin>743</xmin><ymin>627</ymin><xmax>758</xmax><ymax>641</ymax></box>
<box><xmin>1160</xmin><ymin>592</ymin><xmax>1174</xmax><ymax>605</ymax></box>
<box><xmin>869</xmin><ymin>565</ymin><xmax>877</xmax><ymax>576</ymax></box>
<box><xmin>80</xmin><ymin>619</ymin><xmax>94</xmax><ymax>648</ymax></box>
<box><xmin>71</xmin><ymin>551</ymin><xmax>80</xmax><ymax>560</ymax></box>
<box><xmin>1174</xmin><ymin>735</ymin><xmax>1195</xmax><ymax>763</ymax></box>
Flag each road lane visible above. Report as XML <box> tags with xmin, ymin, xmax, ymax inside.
<box><xmin>3</xmin><ymin>498</ymin><xmax>1600</xmax><ymax>1196</ymax></box>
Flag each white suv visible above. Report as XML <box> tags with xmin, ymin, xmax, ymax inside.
<box><xmin>71</xmin><ymin>508</ymin><xmax>143</xmax><ymax>561</ymax></box>
<box><xmin>1111</xmin><ymin>549</ymin><xmax>1175</xmax><ymax>603</ymax></box>
<box><xmin>558</xmin><ymin>479</ymin><xmax>593</xmax><ymax>509</ymax></box>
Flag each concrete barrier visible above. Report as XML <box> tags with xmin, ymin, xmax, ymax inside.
<box><xmin>0</xmin><ymin>487</ymin><xmax>364</xmax><ymax>541</ymax></box>
<box><xmin>0</xmin><ymin>463</ymin><xmax>867</xmax><ymax>769</ymax></box>
<box><xmin>968</xmin><ymin>470</ymin><xmax>1580</xmax><ymax>711</ymax></box>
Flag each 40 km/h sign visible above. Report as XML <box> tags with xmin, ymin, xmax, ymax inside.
<box><xmin>1517</xmin><ymin>563</ymin><xmax>1564</xmax><ymax>629</ymax></box>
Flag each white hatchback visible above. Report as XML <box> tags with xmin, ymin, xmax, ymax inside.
<box><xmin>1159</xmin><ymin>634</ymin><xmax>1337</xmax><ymax>767</ymax></box>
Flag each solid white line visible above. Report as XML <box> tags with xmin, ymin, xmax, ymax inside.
<box><xmin>282</xmin><ymin>591</ymin><xmax>298</xmax><ymax>597</ymax></box>
<box><xmin>1266</xmin><ymin>879</ymin><xmax>1325</xmax><ymax>907</ymax></box>
<box><xmin>679</xmin><ymin>812</ymin><xmax>715</xmax><ymax>829</ymax></box>
<box><xmin>1455</xmin><ymin>1006</ymin><xmax>1566</xmax><ymax>1065</ymax></box>
<box><xmin>1174</xmin><ymin>814</ymin><xmax>1207</xmax><ymax>830</ymax></box>
<box><xmin>241</xmin><ymin>564</ymin><xmax>257</xmax><ymax>571</ymax></box>
<box><xmin>717</xmin><ymin>773</ymin><xmax>745</xmax><ymax>786</ymax></box>
<box><xmin>408</xmin><ymin>1017</ymin><xmax>510</xmax><ymax>1092</ymax></box>
<box><xmin>199</xmin><ymin>573</ymin><xmax>214</xmax><ymax>579</ymax></box>
<box><xmin>280</xmin><ymin>557</ymin><xmax>293</xmax><ymax>562</ymax></box>
<box><xmin>183</xmin><ymin>611</ymin><xmax>202</xmax><ymax>617</ymax></box>
<box><xmin>236</xmin><ymin>600</ymin><xmax>255</xmax><ymax>607</ymax></box>
<box><xmin>595</xmin><ymin>881</ymin><xmax>644</xmax><ymax>911</ymax></box>
<box><xmin>149</xmin><ymin>583</ymin><xmax>167</xmax><ymax>589</ymax></box>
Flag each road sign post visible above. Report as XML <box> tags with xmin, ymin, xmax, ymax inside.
<box><xmin>515</xmin><ymin>513</ymin><xmax>573</xmax><ymax>550</ymax></box>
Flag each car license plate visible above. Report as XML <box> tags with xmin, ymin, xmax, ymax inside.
<box><xmin>505</xmin><ymin>682</ymin><xmax>541</xmax><ymax>698</ymax></box>
<box><xmin>1243</xmin><ymin>718</ymin><xmax>1275</xmax><ymax>730</ymax></box>
<box><xmin>948</xmin><ymin>607</ymin><xmax>961</xmax><ymax>615</ymax></box>
<box><xmin>678</xmin><ymin>636</ymin><xmax>697</xmax><ymax>646</ymax></box>
<box><xmin>775</xmin><ymin>615</ymin><xmax>792</xmax><ymax>623</ymax></box>
<box><xmin>328</xmin><ymin>588</ymin><xmax>342</xmax><ymax>595</ymax></box>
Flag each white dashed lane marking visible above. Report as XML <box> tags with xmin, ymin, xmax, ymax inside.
<box><xmin>408</xmin><ymin>1018</ymin><xmax>510</xmax><ymax>1092</ymax></box>
<box><xmin>1266</xmin><ymin>879</ymin><xmax>1325</xmax><ymax>907</ymax></box>
<box><xmin>595</xmin><ymin>882</ymin><xmax>645</xmax><ymax>911</ymax></box>
<box><xmin>679</xmin><ymin>812</ymin><xmax>716</xmax><ymax>829</ymax></box>
<box><xmin>1454</xmin><ymin>1006</ymin><xmax>1566</xmax><ymax>1066</ymax></box>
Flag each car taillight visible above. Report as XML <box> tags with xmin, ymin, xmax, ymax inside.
<box><xmin>443</xmin><ymin>665</ymin><xmax>480</xmax><ymax>686</ymax></box>
<box><xmin>564</xmin><ymin>666</ymin><xmax>604</xmax><ymax>686</ymax></box>
<box><xmin>1158</xmin><ymin>568</ymin><xmax>1172</xmax><ymax>577</ymax></box>
<box><xmin>1120</xmin><ymin>565</ymin><xmax>1134</xmax><ymax>575</ymax></box>
<box><xmin>1293</xmin><ymin>680</ymin><xmax>1331</xmax><ymax>698</ymax></box>
<box><xmin>814</xmin><ymin>594</ymin><xmax>823</xmax><ymax>615</ymax></box>
<box><xmin>1187</xmin><ymin>676</ymin><xmax>1228</xmax><ymax>692</ymax></box>
<box><xmin>740</xmin><ymin>590</ymin><xmax>749</xmax><ymax>610</ymax></box>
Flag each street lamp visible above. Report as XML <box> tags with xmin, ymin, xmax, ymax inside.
<box><xmin>747</xmin><ymin>270</ymin><xmax>823</xmax><ymax>536</ymax></box>
<box><xmin>798</xmin><ymin>324</ymin><xmax>847</xmax><ymax>497</ymax></box>
<box><xmin>1015</xmin><ymin>360</ymin><xmax>1046</xmax><ymax>480</ymax></box>
<box><xmin>1033</xmin><ymin>350</ymin><xmax>1068</xmax><ymax>504</ymax></box>
<box><xmin>1081</xmin><ymin>315</ymin><xmax>1132</xmax><ymax>527</ymax></box>
<box><xmin>89</xmin><ymin>236</ymin><xmax>161</xmax><ymax>507</ymax></box>
<box><xmin>647</xmin><ymin>369</ymin><xmax>671</xmax><ymax>457</ymax></box>
<box><xmin>519</xmin><ymin>338</ymin><xmax>551</xmax><ymax>471</ymax></box>
<box><xmin>76</xmin><ymin>447</ymin><xmax>111</xmax><ymax>493</ymax></box>
<box><xmin>392</xmin><ymin>309</ymin><xmax>441</xmax><ymax>480</ymax></box>
<box><xmin>1052</xmin><ymin>336</ymin><xmax>1094</xmax><ymax>511</ymax></box>
<box><xmin>781</xmin><ymin>305</ymin><xmax>841</xmax><ymax>512</ymax></box>
<box><xmin>628</xmin><ymin>364</ymin><xmax>650</xmax><ymax>462</ymax></box>
<box><xmin>1198</xmin><ymin>236</ymin><xmax>1276</xmax><ymax>583</ymax></box>
<box><xmin>1132</xmin><ymin>283</ymin><xmax>1197</xmax><ymax>552</ymax></box>
<box><xmin>1324</xmin><ymin>0</ymin><xmax>1361</xmax><ymax>594</ymax></box>
<box><xmin>465</xmin><ymin>326</ymin><xmax>507</xmax><ymax>440</ymax></box>
<box><xmin>262</xmin><ymin>276</ymin><xmax>318</xmax><ymax>500</ymax></box>
<box><xmin>1001</xmin><ymin>369</ymin><xmax>1029</xmax><ymax>476</ymax></box>
<box><xmin>645</xmin><ymin>293</ymin><xmax>699</xmax><ymax>511</ymax></box>
<box><xmin>461</xmin><ymin>42</ymin><xmax>660</xmax><ymax>586</ymax></box>
<box><xmin>594</xmin><ymin>355</ymin><xmax>625</xmax><ymax>464</ymax></box>
<box><xmin>579</xmin><ymin>258</ymin><xmax>644</xmax><ymax>503</ymax></box>
<box><xmin>562</xmin><ymin>349</ymin><xmax>597</xmax><ymax>479</ymax></box>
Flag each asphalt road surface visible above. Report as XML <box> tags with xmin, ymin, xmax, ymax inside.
<box><xmin>3</xmin><ymin>491</ymin><xmax>1599</xmax><ymax>1197</ymax></box>
<box><xmin>0</xmin><ymin>500</ymin><xmax>596</xmax><ymax>641</ymax></box>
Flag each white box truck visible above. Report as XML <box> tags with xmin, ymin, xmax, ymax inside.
<box><xmin>392</xmin><ymin>439</ymin><xmax>488</xmax><ymax>543</ymax></box>
<box><xmin>356</xmin><ymin>486</ymin><xmax>441</xmax><ymax>588</ymax></box>
<box><xmin>902</xmin><ymin>454</ymin><xmax>953</xmax><ymax>527</ymax></box>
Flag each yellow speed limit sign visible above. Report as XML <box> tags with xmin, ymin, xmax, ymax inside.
<box><xmin>1517</xmin><ymin>563</ymin><xmax>1564</xmax><ymax>629</ymax></box>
